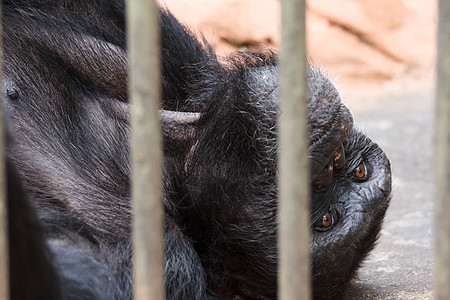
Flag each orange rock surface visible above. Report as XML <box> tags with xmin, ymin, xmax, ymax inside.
<box><xmin>158</xmin><ymin>0</ymin><xmax>436</xmax><ymax>84</ymax></box>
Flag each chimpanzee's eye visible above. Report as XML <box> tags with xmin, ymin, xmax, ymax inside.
<box><xmin>352</xmin><ymin>163</ymin><xmax>367</xmax><ymax>180</ymax></box>
<box><xmin>314</xmin><ymin>211</ymin><xmax>334</xmax><ymax>231</ymax></box>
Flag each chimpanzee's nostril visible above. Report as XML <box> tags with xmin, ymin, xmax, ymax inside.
<box><xmin>334</xmin><ymin>143</ymin><xmax>345</xmax><ymax>170</ymax></box>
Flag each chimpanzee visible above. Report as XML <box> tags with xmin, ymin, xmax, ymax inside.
<box><xmin>2</xmin><ymin>1</ymin><xmax>392</xmax><ymax>299</ymax></box>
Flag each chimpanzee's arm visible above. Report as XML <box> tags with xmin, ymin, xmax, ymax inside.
<box><xmin>9</xmin><ymin>163</ymin><xmax>211</xmax><ymax>300</ymax></box>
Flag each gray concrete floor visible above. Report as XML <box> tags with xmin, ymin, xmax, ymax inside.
<box><xmin>341</xmin><ymin>72</ymin><xmax>435</xmax><ymax>299</ymax></box>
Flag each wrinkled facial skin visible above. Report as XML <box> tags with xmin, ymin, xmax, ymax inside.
<box><xmin>310</xmin><ymin>129</ymin><xmax>391</xmax><ymax>299</ymax></box>
<box><xmin>1</xmin><ymin>2</ymin><xmax>391</xmax><ymax>300</ymax></box>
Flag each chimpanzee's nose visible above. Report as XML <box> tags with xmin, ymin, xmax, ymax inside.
<box><xmin>312</xmin><ymin>143</ymin><xmax>345</xmax><ymax>188</ymax></box>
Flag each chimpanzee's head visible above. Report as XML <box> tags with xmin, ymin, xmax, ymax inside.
<box><xmin>162</xmin><ymin>55</ymin><xmax>392</xmax><ymax>299</ymax></box>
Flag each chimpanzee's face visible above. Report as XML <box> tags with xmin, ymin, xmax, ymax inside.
<box><xmin>310</xmin><ymin>128</ymin><xmax>391</xmax><ymax>299</ymax></box>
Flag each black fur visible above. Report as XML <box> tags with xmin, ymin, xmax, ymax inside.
<box><xmin>3</xmin><ymin>1</ymin><xmax>392</xmax><ymax>299</ymax></box>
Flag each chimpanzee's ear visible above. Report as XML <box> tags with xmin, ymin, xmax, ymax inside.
<box><xmin>160</xmin><ymin>110</ymin><xmax>201</xmax><ymax>144</ymax></box>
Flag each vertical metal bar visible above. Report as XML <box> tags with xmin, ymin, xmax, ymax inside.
<box><xmin>278</xmin><ymin>0</ymin><xmax>310</xmax><ymax>299</ymax></box>
<box><xmin>0</xmin><ymin>3</ymin><xmax>9</xmax><ymax>299</ymax></box>
<box><xmin>435</xmin><ymin>0</ymin><xmax>450</xmax><ymax>299</ymax></box>
<box><xmin>127</xmin><ymin>1</ymin><xmax>164</xmax><ymax>300</ymax></box>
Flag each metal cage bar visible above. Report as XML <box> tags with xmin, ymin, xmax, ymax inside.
<box><xmin>435</xmin><ymin>0</ymin><xmax>450</xmax><ymax>299</ymax></box>
<box><xmin>127</xmin><ymin>1</ymin><xmax>164</xmax><ymax>299</ymax></box>
<box><xmin>278</xmin><ymin>0</ymin><xmax>311</xmax><ymax>299</ymax></box>
<box><xmin>0</xmin><ymin>3</ymin><xmax>9</xmax><ymax>299</ymax></box>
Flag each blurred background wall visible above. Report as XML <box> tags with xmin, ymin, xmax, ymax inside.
<box><xmin>158</xmin><ymin>0</ymin><xmax>436</xmax><ymax>91</ymax></box>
